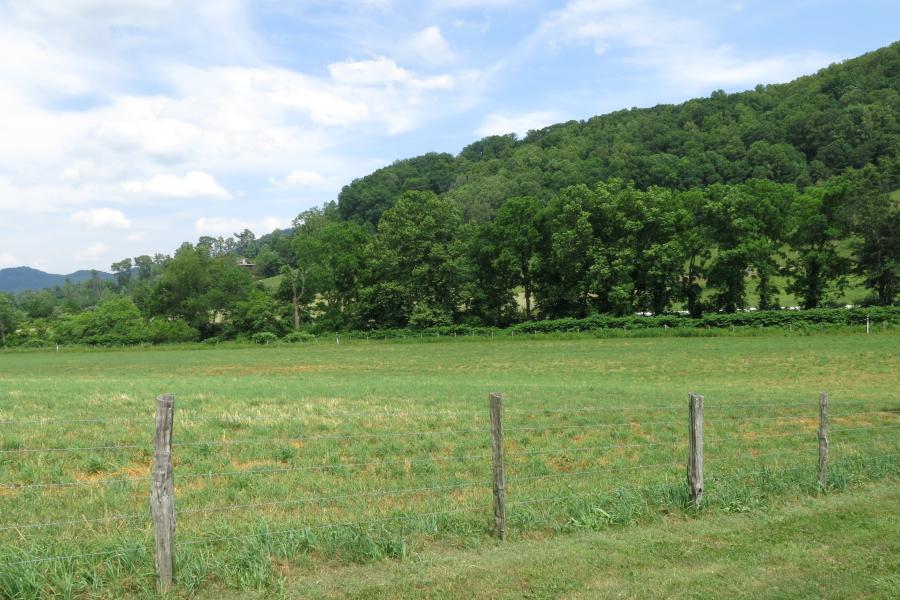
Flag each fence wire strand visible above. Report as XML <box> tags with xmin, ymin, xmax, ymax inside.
<box><xmin>1</xmin><ymin>452</ymin><xmax>896</xmax><ymax>569</ymax></box>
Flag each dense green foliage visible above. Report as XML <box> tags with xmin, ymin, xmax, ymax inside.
<box><xmin>339</xmin><ymin>43</ymin><xmax>900</xmax><ymax>226</ymax></box>
<box><xmin>2</xmin><ymin>43</ymin><xmax>899</xmax><ymax>346</ymax></box>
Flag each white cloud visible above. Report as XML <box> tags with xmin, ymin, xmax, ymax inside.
<box><xmin>62</xmin><ymin>168</ymin><xmax>81</xmax><ymax>181</ymax></box>
<box><xmin>534</xmin><ymin>0</ymin><xmax>833</xmax><ymax>92</ymax></box>
<box><xmin>271</xmin><ymin>169</ymin><xmax>325</xmax><ymax>188</ymax></box>
<box><xmin>658</xmin><ymin>49</ymin><xmax>830</xmax><ymax>88</ymax></box>
<box><xmin>477</xmin><ymin>110</ymin><xmax>566</xmax><ymax>137</ymax></box>
<box><xmin>71</xmin><ymin>207</ymin><xmax>132</xmax><ymax>229</ymax></box>
<box><xmin>127</xmin><ymin>231</ymin><xmax>146</xmax><ymax>241</ymax></box>
<box><xmin>410</xmin><ymin>26</ymin><xmax>456</xmax><ymax>65</ymax></box>
<box><xmin>195</xmin><ymin>217</ymin><xmax>247</xmax><ymax>236</ymax></box>
<box><xmin>260</xmin><ymin>217</ymin><xmax>289</xmax><ymax>232</ymax></box>
<box><xmin>76</xmin><ymin>242</ymin><xmax>109</xmax><ymax>261</ymax></box>
<box><xmin>0</xmin><ymin>252</ymin><xmax>22</xmax><ymax>269</ymax></box>
<box><xmin>122</xmin><ymin>171</ymin><xmax>231</xmax><ymax>199</ymax></box>
<box><xmin>0</xmin><ymin>13</ymin><xmax>476</xmax><ymax>219</ymax></box>
<box><xmin>329</xmin><ymin>56</ymin><xmax>413</xmax><ymax>86</ymax></box>
<box><xmin>195</xmin><ymin>216</ymin><xmax>289</xmax><ymax>237</ymax></box>
<box><xmin>434</xmin><ymin>0</ymin><xmax>524</xmax><ymax>8</ymax></box>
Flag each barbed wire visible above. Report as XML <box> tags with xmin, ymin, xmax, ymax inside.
<box><xmin>4</xmin><ymin>417</ymin><xmax>897</xmax><ymax>458</ymax></box>
<box><xmin>2</xmin><ymin>397</ymin><xmax>893</xmax><ymax>428</ymax></box>
<box><xmin>0</xmin><ymin>443</ymin><xmax>149</xmax><ymax>455</ymax></box>
<box><xmin>0</xmin><ymin>417</ymin><xmax>151</xmax><ymax>426</ymax></box>
<box><xmin>0</xmin><ymin>474</ymin><xmax>149</xmax><ymax>491</ymax></box>
<box><xmin>178</xmin><ymin>480</ymin><xmax>489</xmax><ymax>519</ymax></box>
<box><xmin>0</xmin><ymin>511</ymin><xmax>150</xmax><ymax>533</ymax></box>
<box><xmin>170</xmin><ymin>427</ymin><xmax>493</xmax><ymax>449</ymax></box>
<box><xmin>507</xmin><ymin>460</ymin><xmax>684</xmax><ymax>485</ymax></box>
<box><xmin>177</xmin><ymin>502</ymin><xmax>493</xmax><ymax>549</ymax></box>
<box><xmin>3</xmin><ymin>423</ymin><xmax>897</xmax><ymax>490</ymax></box>
<box><xmin>0</xmin><ymin>546</ymin><xmax>148</xmax><ymax>568</ymax></box>
<box><xmin>1</xmin><ymin>452</ymin><xmax>895</xmax><ymax>568</ymax></box>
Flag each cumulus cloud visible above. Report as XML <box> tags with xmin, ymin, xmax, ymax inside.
<box><xmin>477</xmin><ymin>110</ymin><xmax>566</xmax><ymax>137</ymax></box>
<box><xmin>0</xmin><ymin>9</ymin><xmax>477</xmax><ymax>223</ymax></box>
<box><xmin>195</xmin><ymin>216</ymin><xmax>289</xmax><ymax>236</ymax></box>
<box><xmin>0</xmin><ymin>252</ymin><xmax>22</xmax><ymax>269</ymax></box>
<box><xmin>260</xmin><ymin>216</ymin><xmax>288</xmax><ymax>232</ymax></box>
<box><xmin>329</xmin><ymin>56</ymin><xmax>413</xmax><ymax>86</ymax></box>
<box><xmin>410</xmin><ymin>26</ymin><xmax>456</xmax><ymax>65</ymax></box>
<box><xmin>71</xmin><ymin>207</ymin><xmax>132</xmax><ymax>229</ymax></box>
<box><xmin>122</xmin><ymin>171</ymin><xmax>231</xmax><ymax>199</ymax></box>
<box><xmin>534</xmin><ymin>0</ymin><xmax>833</xmax><ymax>92</ymax></box>
<box><xmin>433</xmin><ymin>0</ymin><xmax>525</xmax><ymax>8</ymax></box>
<box><xmin>271</xmin><ymin>169</ymin><xmax>325</xmax><ymax>189</ymax></box>
<box><xmin>76</xmin><ymin>242</ymin><xmax>110</xmax><ymax>261</ymax></box>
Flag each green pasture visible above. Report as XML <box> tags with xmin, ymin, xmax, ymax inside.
<box><xmin>0</xmin><ymin>331</ymin><xmax>898</xmax><ymax>598</ymax></box>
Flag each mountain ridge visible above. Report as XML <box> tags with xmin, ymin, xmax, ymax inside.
<box><xmin>0</xmin><ymin>266</ymin><xmax>114</xmax><ymax>293</ymax></box>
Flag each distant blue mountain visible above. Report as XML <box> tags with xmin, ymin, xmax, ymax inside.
<box><xmin>0</xmin><ymin>267</ymin><xmax>114</xmax><ymax>293</ymax></box>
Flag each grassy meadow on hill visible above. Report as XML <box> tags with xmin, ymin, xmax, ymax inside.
<box><xmin>0</xmin><ymin>330</ymin><xmax>898</xmax><ymax>598</ymax></box>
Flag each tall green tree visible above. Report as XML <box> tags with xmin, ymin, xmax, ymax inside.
<box><xmin>0</xmin><ymin>294</ymin><xmax>20</xmax><ymax>346</ymax></box>
<box><xmin>703</xmin><ymin>181</ymin><xmax>791</xmax><ymax>312</ymax></box>
<box><xmin>534</xmin><ymin>184</ymin><xmax>598</xmax><ymax>318</ymax></box>
<box><xmin>467</xmin><ymin>222</ymin><xmax>518</xmax><ymax>325</ymax></box>
<box><xmin>278</xmin><ymin>266</ymin><xmax>309</xmax><ymax>331</ymax></box>
<box><xmin>368</xmin><ymin>191</ymin><xmax>470</xmax><ymax>325</ymax></box>
<box><xmin>134</xmin><ymin>255</ymin><xmax>154</xmax><ymax>281</ymax></box>
<box><xmin>831</xmin><ymin>162</ymin><xmax>900</xmax><ymax>305</ymax></box>
<box><xmin>783</xmin><ymin>188</ymin><xmax>850</xmax><ymax>308</ymax></box>
<box><xmin>313</xmin><ymin>221</ymin><xmax>371</xmax><ymax>327</ymax></box>
<box><xmin>853</xmin><ymin>195</ymin><xmax>900</xmax><ymax>304</ymax></box>
<box><xmin>493</xmin><ymin>196</ymin><xmax>542</xmax><ymax>319</ymax></box>
<box><xmin>678</xmin><ymin>189</ymin><xmax>713</xmax><ymax>317</ymax></box>
<box><xmin>111</xmin><ymin>258</ymin><xmax>133</xmax><ymax>290</ymax></box>
<box><xmin>603</xmin><ymin>183</ymin><xmax>690</xmax><ymax>314</ymax></box>
<box><xmin>141</xmin><ymin>243</ymin><xmax>253</xmax><ymax>335</ymax></box>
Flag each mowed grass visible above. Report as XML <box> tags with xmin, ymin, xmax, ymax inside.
<box><xmin>269</xmin><ymin>479</ymin><xmax>900</xmax><ymax>600</ymax></box>
<box><xmin>0</xmin><ymin>331</ymin><xmax>898</xmax><ymax>598</ymax></box>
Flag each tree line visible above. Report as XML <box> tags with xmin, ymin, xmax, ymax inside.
<box><xmin>1</xmin><ymin>161</ymin><xmax>897</xmax><ymax>347</ymax></box>
<box><xmin>0</xmin><ymin>42</ymin><xmax>898</xmax><ymax>346</ymax></box>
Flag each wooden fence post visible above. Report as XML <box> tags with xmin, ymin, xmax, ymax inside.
<box><xmin>818</xmin><ymin>392</ymin><xmax>829</xmax><ymax>488</ymax></box>
<box><xmin>688</xmin><ymin>393</ymin><xmax>704</xmax><ymax>508</ymax></box>
<box><xmin>151</xmin><ymin>394</ymin><xmax>176</xmax><ymax>593</ymax></box>
<box><xmin>489</xmin><ymin>392</ymin><xmax>507</xmax><ymax>540</ymax></box>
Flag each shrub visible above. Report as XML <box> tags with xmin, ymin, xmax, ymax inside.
<box><xmin>146</xmin><ymin>318</ymin><xmax>199</xmax><ymax>344</ymax></box>
<box><xmin>282</xmin><ymin>331</ymin><xmax>316</xmax><ymax>343</ymax></box>
<box><xmin>251</xmin><ymin>332</ymin><xmax>278</xmax><ymax>345</ymax></box>
<box><xmin>408</xmin><ymin>304</ymin><xmax>453</xmax><ymax>329</ymax></box>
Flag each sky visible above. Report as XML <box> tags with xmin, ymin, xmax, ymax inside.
<box><xmin>0</xmin><ymin>0</ymin><xmax>897</xmax><ymax>274</ymax></box>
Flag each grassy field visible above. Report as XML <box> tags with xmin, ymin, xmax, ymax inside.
<box><xmin>266</xmin><ymin>479</ymin><xmax>900</xmax><ymax>599</ymax></box>
<box><xmin>0</xmin><ymin>331</ymin><xmax>898</xmax><ymax>598</ymax></box>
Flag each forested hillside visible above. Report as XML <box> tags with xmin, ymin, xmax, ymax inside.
<box><xmin>0</xmin><ymin>267</ymin><xmax>114</xmax><ymax>294</ymax></box>
<box><xmin>338</xmin><ymin>42</ymin><xmax>900</xmax><ymax>226</ymax></box>
<box><xmin>1</xmin><ymin>42</ymin><xmax>898</xmax><ymax>346</ymax></box>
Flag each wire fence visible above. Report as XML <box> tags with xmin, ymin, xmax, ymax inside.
<box><xmin>0</xmin><ymin>391</ymin><xmax>898</xmax><ymax>594</ymax></box>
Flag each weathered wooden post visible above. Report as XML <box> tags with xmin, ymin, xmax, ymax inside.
<box><xmin>688</xmin><ymin>393</ymin><xmax>704</xmax><ymax>508</ymax></box>
<box><xmin>818</xmin><ymin>392</ymin><xmax>829</xmax><ymax>488</ymax></box>
<box><xmin>151</xmin><ymin>394</ymin><xmax>176</xmax><ymax>593</ymax></box>
<box><xmin>489</xmin><ymin>392</ymin><xmax>507</xmax><ymax>540</ymax></box>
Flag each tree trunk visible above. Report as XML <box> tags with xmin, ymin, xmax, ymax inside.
<box><xmin>292</xmin><ymin>296</ymin><xmax>301</xmax><ymax>331</ymax></box>
<box><xmin>290</xmin><ymin>270</ymin><xmax>307</xmax><ymax>331</ymax></box>
<box><xmin>523</xmin><ymin>269</ymin><xmax>532</xmax><ymax>320</ymax></box>
<box><xmin>686</xmin><ymin>255</ymin><xmax>701</xmax><ymax>317</ymax></box>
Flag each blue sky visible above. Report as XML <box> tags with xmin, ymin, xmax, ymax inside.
<box><xmin>0</xmin><ymin>0</ymin><xmax>897</xmax><ymax>273</ymax></box>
